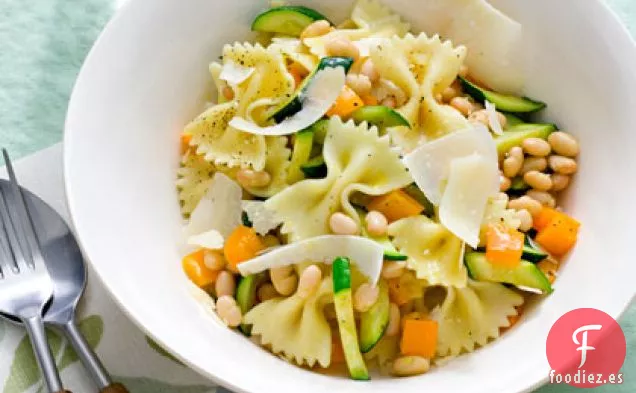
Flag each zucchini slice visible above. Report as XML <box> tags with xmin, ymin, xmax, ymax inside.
<box><xmin>359</xmin><ymin>280</ymin><xmax>390</xmax><ymax>353</ymax></box>
<box><xmin>495</xmin><ymin>123</ymin><xmax>556</xmax><ymax>157</ymax></box>
<box><xmin>351</xmin><ymin>106</ymin><xmax>411</xmax><ymax>129</ymax></box>
<box><xmin>460</xmin><ymin>77</ymin><xmax>546</xmax><ymax>113</ymax></box>
<box><xmin>236</xmin><ymin>273</ymin><xmax>267</xmax><ymax>335</ymax></box>
<box><xmin>272</xmin><ymin>57</ymin><xmax>354</xmax><ymax>123</ymax></box>
<box><xmin>465</xmin><ymin>252</ymin><xmax>553</xmax><ymax>294</ymax></box>
<box><xmin>504</xmin><ymin>113</ymin><xmax>525</xmax><ymax>128</ymax></box>
<box><xmin>356</xmin><ymin>208</ymin><xmax>408</xmax><ymax>261</ymax></box>
<box><xmin>251</xmin><ymin>6</ymin><xmax>331</xmax><ymax>36</ymax></box>
<box><xmin>523</xmin><ymin>237</ymin><xmax>549</xmax><ymax>263</ymax></box>
<box><xmin>310</xmin><ymin>118</ymin><xmax>330</xmax><ymax>144</ymax></box>
<box><xmin>287</xmin><ymin>129</ymin><xmax>315</xmax><ymax>183</ymax></box>
<box><xmin>332</xmin><ymin>257</ymin><xmax>370</xmax><ymax>380</ymax></box>
<box><xmin>300</xmin><ymin>155</ymin><xmax>327</xmax><ymax>178</ymax></box>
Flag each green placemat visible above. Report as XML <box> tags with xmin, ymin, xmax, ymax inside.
<box><xmin>0</xmin><ymin>0</ymin><xmax>633</xmax><ymax>392</ymax></box>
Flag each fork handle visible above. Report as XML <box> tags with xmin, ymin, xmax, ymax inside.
<box><xmin>61</xmin><ymin>321</ymin><xmax>129</xmax><ymax>393</ymax></box>
<box><xmin>22</xmin><ymin>315</ymin><xmax>65</xmax><ymax>393</ymax></box>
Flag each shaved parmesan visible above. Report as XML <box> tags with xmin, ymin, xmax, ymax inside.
<box><xmin>415</xmin><ymin>0</ymin><xmax>524</xmax><ymax>93</ymax></box>
<box><xmin>439</xmin><ymin>154</ymin><xmax>498</xmax><ymax>247</ymax></box>
<box><xmin>485</xmin><ymin>101</ymin><xmax>503</xmax><ymax>135</ymax></box>
<box><xmin>237</xmin><ymin>235</ymin><xmax>384</xmax><ymax>284</ymax></box>
<box><xmin>187</xmin><ymin>229</ymin><xmax>224</xmax><ymax>250</ymax></box>
<box><xmin>403</xmin><ymin>124</ymin><xmax>497</xmax><ymax>205</ymax></box>
<box><xmin>229</xmin><ymin>67</ymin><xmax>346</xmax><ymax>136</ymax></box>
<box><xmin>186</xmin><ymin>172</ymin><xmax>242</xmax><ymax>237</ymax></box>
<box><xmin>219</xmin><ymin>59</ymin><xmax>255</xmax><ymax>85</ymax></box>
<box><xmin>242</xmin><ymin>200</ymin><xmax>283</xmax><ymax>235</ymax></box>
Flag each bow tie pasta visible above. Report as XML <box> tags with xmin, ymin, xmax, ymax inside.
<box><xmin>177</xmin><ymin>0</ymin><xmax>581</xmax><ymax>381</ymax></box>
<box><xmin>265</xmin><ymin>118</ymin><xmax>412</xmax><ymax>241</ymax></box>
<box><xmin>369</xmin><ymin>34</ymin><xmax>469</xmax><ymax>151</ymax></box>
<box><xmin>431</xmin><ymin>280</ymin><xmax>524</xmax><ymax>357</ymax></box>
<box><xmin>388</xmin><ymin>216</ymin><xmax>468</xmax><ymax>288</ymax></box>
<box><xmin>244</xmin><ymin>273</ymin><xmax>334</xmax><ymax>368</ymax></box>
<box><xmin>303</xmin><ymin>0</ymin><xmax>410</xmax><ymax>58</ymax></box>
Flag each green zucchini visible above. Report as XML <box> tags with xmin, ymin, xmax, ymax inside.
<box><xmin>495</xmin><ymin>123</ymin><xmax>556</xmax><ymax>157</ymax></box>
<box><xmin>504</xmin><ymin>113</ymin><xmax>525</xmax><ymax>128</ymax></box>
<box><xmin>300</xmin><ymin>155</ymin><xmax>327</xmax><ymax>178</ymax></box>
<box><xmin>351</xmin><ymin>106</ymin><xmax>411</xmax><ymax>130</ymax></box>
<box><xmin>251</xmin><ymin>6</ymin><xmax>331</xmax><ymax>36</ymax></box>
<box><xmin>464</xmin><ymin>252</ymin><xmax>553</xmax><ymax>294</ymax></box>
<box><xmin>359</xmin><ymin>280</ymin><xmax>390</xmax><ymax>353</ymax></box>
<box><xmin>509</xmin><ymin>177</ymin><xmax>530</xmax><ymax>192</ymax></box>
<box><xmin>332</xmin><ymin>257</ymin><xmax>370</xmax><ymax>380</ymax></box>
<box><xmin>460</xmin><ymin>77</ymin><xmax>546</xmax><ymax>113</ymax></box>
<box><xmin>287</xmin><ymin>129</ymin><xmax>314</xmax><ymax>183</ymax></box>
<box><xmin>310</xmin><ymin>118</ymin><xmax>330</xmax><ymax>144</ymax></box>
<box><xmin>236</xmin><ymin>273</ymin><xmax>267</xmax><ymax>335</ymax></box>
<box><xmin>272</xmin><ymin>57</ymin><xmax>354</xmax><ymax>123</ymax></box>
<box><xmin>523</xmin><ymin>237</ymin><xmax>548</xmax><ymax>263</ymax></box>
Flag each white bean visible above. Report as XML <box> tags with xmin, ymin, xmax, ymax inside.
<box><xmin>297</xmin><ymin>265</ymin><xmax>322</xmax><ymax>299</ymax></box>
<box><xmin>216</xmin><ymin>296</ymin><xmax>242</xmax><ymax>327</ymax></box>
<box><xmin>549</xmin><ymin>155</ymin><xmax>578</xmax><ymax>175</ymax></box>
<box><xmin>526</xmin><ymin>190</ymin><xmax>556</xmax><ymax>208</ymax></box>
<box><xmin>215</xmin><ymin>271</ymin><xmax>236</xmax><ymax>298</ymax></box>
<box><xmin>203</xmin><ymin>250</ymin><xmax>226</xmax><ymax>271</ymax></box>
<box><xmin>516</xmin><ymin>209</ymin><xmax>533</xmax><ymax>232</ymax></box>
<box><xmin>381</xmin><ymin>261</ymin><xmax>406</xmax><ymax>280</ymax></box>
<box><xmin>237</xmin><ymin>169</ymin><xmax>271</xmax><ymax>188</ymax></box>
<box><xmin>385</xmin><ymin>303</ymin><xmax>401</xmax><ymax>336</ymax></box>
<box><xmin>548</xmin><ymin>132</ymin><xmax>579</xmax><ymax>157</ymax></box>
<box><xmin>365</xmin><ymin>211</ymin><xmax>388</xmax><ymax>237</ymax></box>
<box><xmin>329</xmin><ymin>212</ymin><xmax>359</xmax><ymax>235</ymax></box>
<box><xmin>522</xmin><ymin>138</ymin><xmax>551</xmax><ymax>157</ymax></box>
<box><xmin>354</xmin><ymin>283</ymin><xmax>380</xmax><ymax>313</ymax></box>
<box><xmin>392</xmin><ymin>356</ymin><xmax>431</xmax><ymax>376</ymax></box>
<box><xmin>300</xmin><ymin>20</ymin><xmax>332</xmax><ymax>40</ymax></box>
<box><xmin>270</xmin><ymin>266</ymin><xmax>298</xmax><ymax>296</ymax></box>
<box><xmin>523</xmin><ymin>171</ymin><xmax>553</xmax><ymax>191</ymax></box>
<box><xmin>324</xmin><ymin>37</ymin><xmax>359</xmax><ymax>60</ymax></box>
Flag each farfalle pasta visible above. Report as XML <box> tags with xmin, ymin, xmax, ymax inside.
<box><xmin>176</xmin><ymin>0</ymin><xmax>582</xmax><ymax>381</ymax></box>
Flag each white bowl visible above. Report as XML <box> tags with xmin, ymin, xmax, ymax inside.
<box><xmin>64</xmin><ymin>1</ymin><xmax>636</xmax><ymax>392</ymax></box>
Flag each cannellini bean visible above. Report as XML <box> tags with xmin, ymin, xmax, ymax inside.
<box><xmin>366</xmin><ymin>210</ymin><xmax>389</xmax><ymax>237</ymax></box>
<box><xmin>392</xmin><ymin>356</ymin><xmax>431</xmax><ymax>377</ymax></box>
<box><xmin>521</xmin><ymin>157</ymin><xmax>548</xmax><ymax>174</ymax></box>
<box><xmin>516</xmin><ymin>209</ymin><xmax>533</xmax><ymax>232</ymax></box>
<box><xmin>270</xmin><ymin>266</ymin><xmax>298</xmax><ymax>296</ymax></box>
<box><xmin>236</xmin><ymin>169</ymin><xmax>271</xmax><ymax>188</ymax></box>
<box><xmin>297</xmin><ymin>265</ymin><xmax>323</xmax><ymax>299</ymax></box>
<box><xmin>354</xmin><ymin>283</ymin><xmax>380</xmax><ymax>312</ymax></box>
<box><xmin>329</xmin><ymin>212</ymin><xmax>359</xmax><ymax>235</ymax></box>
<box><xmin>551</xmin><ymin>174</ymin><xmax>570</xmax><ymax>192</ymax></box>
<box><xmin>508</xmin><ymin>196</ymin><xmax>542</xmax><ymax>216</ymax></box>
<box><xmin>257</xmin><ymin>283</ymin><xmax>278</xmax><ymax>302</ymax></box>
<box><xmin>379</xmin><ymin>79</ymin><xmax>407</xmax><ymax>107</ymax></box>
<box><xmin>360</xmin><ymin>58</ymin><xmax>380</xmax><ymax>83</ymax></box>
<box><xmin>346</xmin><ymin>73</ymin><xmax>372</xmax><ymax>97</ymax></box>
<box><xmin>500</xmin><ymin>175</ymin><xmax>511</xmax><ymax>192</ymax></box>
<box><xmin>548</xmin><ymin>132</ymin><xmax>579</xmax><ymax>157</ymax></box>
<box><xmin>526</xmin><ymin>190</ymin><xmax>556</xmax><ymax>208</ymax></box>
<box><xmin>449</xmin><ymin>97</ymin><xmax>473</xmax><ymax>116</ymax></box>
<box><xmin>385</xmin><ymin>303</ymin><xmax>401</xmax><ymax>336</ymax></box>
<box><xmin>503</xmin><ymin>147</ymin><xmax>524</xmax><ymax>178</ymax></box>
<box><xmin>324</xmin><ymin>37</ymin><xmax>359</xmax><ymax>60</ymax></box>
<box><xmin>203</xmin><ymin>250</ymin><xmax>226</xmax><ymax>271</ymax></box>
<box><xmin>216</xmin><ymin>296</ymin><xmax>242</xmax><ymax>327</ymax></box>
<box><xmin>441</xmin><ymin>85</ymin><xmax>461</xmax><ymax>103</ymax></box>
<box><xmin>300</xmin><ymin>20</ymin><xmax>332</xmax><ymax>40</ymax></box>
<box><xmin>215</xmin><ymin>271</ymin><xmax>236</xmax><ymax>298</ymax></box>
<box><xmin>468</xmin><ymin>110</ymin><xmax>489</xmax><ymax>127</ymax></box>
<box><xmin>523</xmin><ymin>171</ymin><xmax>553</xmax><ymax>191</ymax></box>
<box><xmin>381</xmin><ymin>261</ymin><xmax>406</xmax><ymax>279</ymax></box>
<box><xmin>549</xmin><ymin>155</ymin><xmax>578</xmax><ymax>175</ymax></box>
<box><xmin>522</xmin><ymin>138</ymin><xmax>551</xmax><ymax>157</ymax></box>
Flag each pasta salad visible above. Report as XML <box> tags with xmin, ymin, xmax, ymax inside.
<box><xmin>177</xmin><ymin>0</ymin><xmax>581</xmax><ymax>379</ymax></box>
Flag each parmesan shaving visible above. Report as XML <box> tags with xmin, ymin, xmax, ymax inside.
<box><xmin>219</xmin><ymin>59</ymin><xmax>255</xmax><ymax>86</ymax></box>
<box><xmin>237</xmin><ymin>235</ymin><xmax>384</xmax><ymax>284</ymax></box>
<box><xmin>242</xmin><ymin>200</ymin><xmax>283</xmax><ymax>235</ymax></box>
<box><xmin>485</xmin><ymin>100</ymin><xmax>503</xmax><ymax>135</ymax></box>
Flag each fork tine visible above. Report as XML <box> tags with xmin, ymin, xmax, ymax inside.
<box><xmin>2</xmin><ymin>150</ymin><xmax>43</xmax><ymax>269</ymax></box>
<box><xmin>0</xmin><ymin>185</ymin><xmax>21</xmax><ymax>275</ymax></box>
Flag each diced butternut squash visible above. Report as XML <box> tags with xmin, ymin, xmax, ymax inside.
<box><xmin>361</xmin><ymin>94</ymin><xmax>378</xmax><ymax>106</ymax></box>
<box><xmin>535</xmin><ymin>211</ymin><xmax>580</xmax><ymax>256</ymax></box>
<box><xmin>485</xmin><ymin>224</ymin><xmax>524</xmax><ymax>268</ymax></box>
<box><xmin>400</xmin><ymin>319</ymin><xmax>438</xmax><ymax>359</ymax></box>
<box><xmin>224</xmin><ymin>226</ymin><xmax>265</xmax><ymax>273</ymax></box>
<box><xmin>367</xmin><ymin>189</ymin><xmax>425</xmax><ymax>223</ymax></box>
<box><xmin>180</xmin><ymin>133</ymin><xmax>193</xmax><ymax>154</ymax></box>
<box><xmin>326</xmin><ymin>85</ymin><xmax>365</xmax><ymax>118</ymax></box>
<box><xmin>387</xmin><ymin>273</ymin><xmax>422</xmax><ymax>306</ymax></box>
<box><xmin>182</xmin><ymin>249</ymin><xmax>219</xmax><ymax>288</ymax></box>
<box><xmin>533</xmin><ymin>207</ymin><xmax>560</xmax><ymax>232</ymax></box>
<box><xmin>288</xmin><ymin>62</ymin><xmax>308</xmax><ymax>89</ymax></box>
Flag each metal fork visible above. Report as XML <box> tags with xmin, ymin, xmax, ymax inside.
<box><xmin>0</xmin><ymin>149</ymin><xmax>67</xmax><ymax>393</ymax></box>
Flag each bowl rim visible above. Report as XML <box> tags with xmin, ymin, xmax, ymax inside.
<box><xmin>63</xmin><ymin>0</ymin><xmax>636</xmax><ymax>392</ymax></box>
